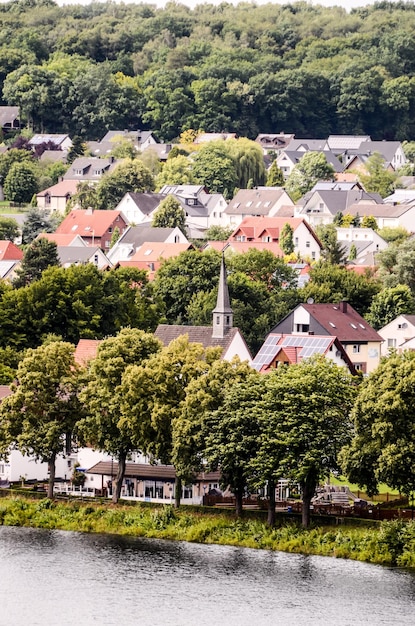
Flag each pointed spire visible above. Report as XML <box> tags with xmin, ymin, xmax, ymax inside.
<box><xmin>212</xmin><ymin>254</ymin><xmax>233</xmax><ymax>338</ymax></box>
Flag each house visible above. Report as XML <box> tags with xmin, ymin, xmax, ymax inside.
<box><xmin>101</xmin><ymin>129</ymin><xmax>158</xmax><ymax>151</ymax></box>
<box><xmin>343</xmin><ymin>202</ymin><xmax>415</xmax><ymax>231</ymax></box>
<box><xmin>378</xmin><ymin>314</ymin><xmax>415</xmax><ymax>357</ymax></box>
<box><xmin>0</xmin><ymin>240</ymin><xmax>23</xmax><ymax>280</ymax></box>
<box><xmin>36</xmin><ymin>179</ymin><xmax>79</xmax><ymax>214</ymax></box>
<box><xmin>255</xmin><ymin>133</ymin><xmax>295</xmax><ymax>155</ymax></box>
<box><xmin>28</xmin><ymin>134</ymin><xmax>72</xmax><ymax>151</ymax></box>
<box><xmin>115</xmin><ymin>191</ymin><xmax>166</xmax><ymax>224</ymax></box>
<box><xmin>38</xmin><ymin>233</ymin><xmax>88</xmax><ymax>247</ymax></box>
<box><xmin>269</xmin><ymin>301</ymin><xmax>383</xmax><ymax>373</ymax></box>
<box><xmin>0</xmin><ymin>106</ymin><xmax>20</xmax><ymax>132</ymax></box>
<box><xmin>118</xmin><ymin>241</ymin><xmax>194</xmax><ymax>279</ymax></box>
<box><xmin>252</xmin><ymin>333</ymin><xmax>356</xmax><ymax>375</ymax></box>
<box><xmin>224</xmin><ymin>188</ymin><xmax>294</xmax><ymax>228</ymax></box>
<box><xmin>55</xmin><ymin>209</ymin><xmax>128</xmax><ymax>250</ymax></box>
<box><xmin>0</xmin><ymin>240</ymin><xmax>23</xmax><ymax>261</ymax></box>
<box><xmin>228</xmin><ymin>216</ymin><xmax>322</xmax><ymax>261</ymax></box>
<box><xmin>194</xmin><ymin>132</ymin><xmax>237</xmax><ymax>143</ymax></box>
<box><xmin>85</xmin><ymin>459</ymin><xmax>221</xmax><ymax>503</ymax></box>
<box><xmin>107</xmin><ymin>223</ymin><xmax>189</xmax><ymax>264</ymax></box>
<box><xmin>87</xmin><ymin>130</ymin><xmax>158</xmax><ymax>157</ymax></box>
<box><xmin>158</xmin><ymin>184</ymin><xmax>228</xmax><ymax>232</ymax></box>
<box><xmin>63</xmin><ymin>157</ymin><xmax>121</xmax><ymax>183</ymax></box>
<box><xmin>276</xmin><ymin>149</ymin><xmax>343</xmax><ymax>179</ymax></box>
<box><xmin>155</xmin><ymin>255</ymin><xmax>252</xmax><ymax>363</ymax></box>
<box><xmin>336</xmin><ymin>227</ymin><xmax>388</xmax><ymax>257</ymax></box>
<box><xmin>342</xmin><ymin>141</ymin><xmax>406</xmax><ymax>172</ymax></box>
<box><xmin>295</xmin><ymin>188</ymin><xmax>383</xmax><ymax>227</ymax></box>
<box><xmin>56</xmin><ymin>245</ymin><xmax>111</xmax><ymax>270</ymax></box>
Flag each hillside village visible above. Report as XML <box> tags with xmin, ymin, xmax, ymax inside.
<box><xmin>1</xmin><ymin>111</ymin><xmax>415</xmax><ymax>521</ymax></box>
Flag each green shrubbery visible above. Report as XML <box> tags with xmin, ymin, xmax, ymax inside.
<box><xmin>1</xmin><ymin>496</ymin><xmax>415</xmax><ymax>567</ymax></box>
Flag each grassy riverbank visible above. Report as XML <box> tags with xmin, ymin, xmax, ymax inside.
<box><xmin>1</xmin><ymin>496</ymin><xmax>414</xmax><ymax>568</ymax></box>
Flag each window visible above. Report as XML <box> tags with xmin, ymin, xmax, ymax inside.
<box><xmin>311</xmin><ymin>251</ymin><xmax>316</xmax><ymax>260</ymax></box>
<box><xmin>306</xmin><ymin>241</ymin><xmax>310</xmax><ymax>248</ymax></box>
<box><xmin>387</xmin><ymin>338</ymin><xmax>397</xmax><ymax>348</ymax></box>
<box><xmin>262</xmin><ymin>236</ymin><xmax>271</xmax><ymax>242</ymax></box>
<box><xmin>295</xmin><ymin>237</ymin><xmax>299</xmax><ymax>246</ymax></box>
<box><xmin>108</xmin><ymin>227</ymin><xmax>113</xmax><ymax>233</ymax></box>
<box><xmin>0</xmin><ymin>464</ymin><xmax>4</xmax><ymax>474</ymax></box>
<box><xmin>105</xmin><ymin>240</ymin><xmax>110</xmax><ymax>248</ymax></box>
<box><xmin>295</xmin><ymin>323</ymin><xmax>309</xmax><ymax>333</ymax></box>
<box><xmin>353</xmin><ymin>345</ymin><xmax>360</xmax><ymax>353</ymax></box>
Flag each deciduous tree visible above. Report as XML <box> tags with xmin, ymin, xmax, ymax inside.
<box><xmin>0</xmin><ymin>341</ymin><xmax>83</xmax><ymax>498</ymax></box>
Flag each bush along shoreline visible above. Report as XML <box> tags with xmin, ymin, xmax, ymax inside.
<box><xmin>1</xmin><ymin>496</ymin><xmax>415</xmax><ymax>568</ymax></box>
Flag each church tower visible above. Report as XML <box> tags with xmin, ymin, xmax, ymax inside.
<box><xmin>212</xmin><ymin>254</ymin><xmax>233</xmax><ymax>338</ymax></box>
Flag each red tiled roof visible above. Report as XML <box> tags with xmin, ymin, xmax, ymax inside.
<box><xmin>227</xmin><ymin>241</ymin><xmax>284</xmax><ymax>256</ymax></box>
<box><xmin>302</xmin><ymin>302</ymin><xmax>382</xmax><ymax>342</ymax></box>
<box><xmin>36</xmin><ymin>179</ymin><xmax>79</xmax><ymax>198</ymax></box>
<box><xmin>74</xmin><ymin>339</ymin><xmax>102</xmax><ymax>365</ymax></box>
<box><xmin>55</xmin><ymin>209</ymin><xmax>126</xmax><ymax>237</ymax></box>
<box><xmin>0</xmin><ymin>385</ymin><xmax>11</xmax><ymax>400</ymax></box>
<box><xmin>0</xmin><ymin>241</ymin><xmax>23</xmax><ymax>261</ymax></box>
<box><xmin>38</xmin><ymin>233</ymin><xmax>85</xmax><ymax>246</ymax></box>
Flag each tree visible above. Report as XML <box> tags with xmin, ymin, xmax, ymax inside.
<box><xmin>263</xmin><ymin>356</ymin><xmax>357</xmax><ymax>527</ymax></box>
<box><xmin>300</xmin><ymin>262</ymin><xmax>380</xmax><ymax>316</ymax></box>
<box><xmin>3</xmin><ymin>161</ymin><xmax>39</xmax><ymax>204</ymax></box>
<box><xmin>155</xmin><ymin>155</ymin><xmax>194</xmax><ymax>188</ymax></box>
<box><xmin>192</xmin><ymin>142</ymin><xmax>237</xmax><ymax>197</ymax></box>
<box><xmin>121</xmin><ymin>336</ymin><xmax>220</xmax><ymax>507</ymax></box>
<box><xmin>21</xmin><ymin>207</ymin><xmax>57</xmax><ymax>244</ymax></box>
<box><xmin>365</xmin><ymin>285</ymin><xmax>414</xmax><ymax>330</ymax></box>
<box><xmin>204</xmin><ymin>225</ymin><xmax>233</xmax><ymax>241</ymax></box>
<box><xmin>66</xmin><ymin>136</ymin><xmax>86</xmax><ymax>164</ymax></box>
<box><xmin>151</xmin><ymin>195</ymin><xmax>186</xmax><ymax>232</ymax></box>
<box><xmin>78</xmin><ymin>328</ymin><xmax>162</xmax><ymax>504</ymax></box>
<box><xmin>95</xmin><ymin>159</ymin><xmax>154</xmax><ymax>210</ymax></box>
<box><xmin>13</xmin><ymin>237</ymin><xmax>60</xmax><ymax>288</ymax></box>
<box><xmin>153</xmin><ymin>249</ymin><xmax>221</xmax><ymax>323</ymax></box>
<box><xmin>315</xmin><ymin>224</ymin><xmax>347</xmax><ymax>265</ymax></box>
<box><xmin>266</xmin><ymin>160</ymin><xmax>285</xmax><ymax>187</ymax></box>
<box><xmin>279</xmin><ymin>223</ymin><xmax>294</xmax><ymax>255</ymax></box>
<box><xmin>377</xmin><ymin>238</ymin><xmax>415</xmax><ymax>295</ymax></box>
<box><xmin>173</xmin><ymin>358</ymin><xmax>254</xmax><ymax>512</ymax></box>
<box><xmin>358</xmin><ymin>152</ymin><xmax>396</xmax><ymax>198</ymax></box>
<box><xmin>203</xmin><ymin>370</ymin><xmax>265</xmax><ymax>517</ymax></box>
<box><xmin>0</xmin><ymin>217</ymin><xmax>19</xmax><ymax>242</ymax></box>
<box><xmin>0</xmin><ymin>148</ymin><xmax>34</xmax><ymax>183</ymax></box>
<box><xmin>349</xmin><ymin>243</ymin><xmax>357</xmax><ymax>261</ymax></box>
<box><xmin>285</xmin><ymin>152</ymin><xmax>335</xmax><ymax>201</ymax></box>
<box><xmin>0</xmin><ymin>341</ymin><xmax>83</xmax><ymax>498</ymax></box>
<box><xmin>67</xmin><ymin>182</ymin><xmax>98</xmax><ymax>211</ymax></box>
<box><xmin>361</xmin><ymin>215</ymin><xmax>378</xmax><ymax>230</ymax></box>
<box><xmin>225</xmin><ymin>138</ymin><xmax>267</xmax><ymax>189</ymax></box>
<box><xmin>341</xmin><ymin>351</ymin><xmax>415</xmax><ymax>498</ymax></box>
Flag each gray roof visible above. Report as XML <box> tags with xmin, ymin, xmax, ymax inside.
<box><xmin>287</xmin><ymin>139</ymin><xmax>328</xmax><ymax>151</ymax></box>
<box><xmin>100</xmin><ymin>129</ymin><xmax>155</xmax><ymax>145</ymax></box>
<box><xmin>0</xmin><ymin>106</ymin><xmax>19</xmax><ymax>128</ymax></box>
<box><xmin>327</xmin><ymin>135</ymin><xmax>371</xmax><ymax>151</ymax></box>
<box><xmin>225</xmin><ymin>188</ymin><xmax>285</xmax><ymax>215</ymax></box>
<box><xmin>29</xmin><ymin>134</ymin><xmax>69</xmax><ymax>146</ymax></box>
<box><xmin>122</xmin><ymin>192</ymin><xmax>165</xmax><ymax>215</ymax></box>
<box><xmin>358</xmin><ymin>141</ymin><xmax>402</xmax><ymax>164</ymax></box>
<box><xmin>63</xmin><ymin>157</ymin><xmax>120</xmax><ymax>180</ymax></box>
<box><xmin>255</xmin><ymin>133</ymin><xmax>295</xmax><ymax>150</ymax></box>
<box><xmin>300</xmin><ymin>189</ymin><xmax>384</xmax><ymax>213</ymax></box>
<box><xmin>117</xmin><ymin>224</ymin><xmax>180</xmax><ymax>247</ymax></box>
<box><xmin>87</xmin><ymin>460</ymin><xmax>220</xmax><ymax>481</ymax></box>
<box><xmin>39</xmin><ymin>150</ymin><xmax>68</xmax><ymax>163</ymax></box>
<box><xmin>155</xmin><ymin>324</ymin><xmax>241</xmax><ymax>355</ymax></box>
<box><xmin>57</xmin><ymin>246</ymin><xmax>105</xmax><ymax>265</ymax></box>
<box><xmin>345</xmin><ymin>203</ymin><xmax>411</xmax><ymax>218</ymax></box>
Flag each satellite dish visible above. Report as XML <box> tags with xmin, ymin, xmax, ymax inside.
<box><xmin>402</xmin><ymin>322</ymin><xmax>408</xmax><ymax>329</ymax></box>
<box><xmin>307</xmin><ymin>297</ymin><xmax>314</xmax><ymax>304</ymax></box>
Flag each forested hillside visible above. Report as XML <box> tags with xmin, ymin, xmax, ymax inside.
<box><xmin>2</xmin><ymin>0</ymin><xmax>415</xmax><ymax>140</ymax></box>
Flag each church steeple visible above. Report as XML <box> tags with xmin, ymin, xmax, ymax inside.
<box><xmin>212</xmin><ymin>254</ymin><xmax>233</xmax><ymax>338</ymax></box>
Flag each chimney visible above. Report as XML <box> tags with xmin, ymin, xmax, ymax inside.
<box><xmin>340</xmin><ymin>300</ymin><xmax>348</xmax><ymax>313</ymax></box>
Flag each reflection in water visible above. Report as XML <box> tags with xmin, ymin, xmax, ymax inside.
<box><xmin>1</xmin><ymin>526</ymin><xmax>415</xmax><ymax>626</ymax></box>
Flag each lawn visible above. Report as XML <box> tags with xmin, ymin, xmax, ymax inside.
<box><xmin>328</xmin><ymin>474</ymin><xmax>400</xmax><ymax>501</ymax></box>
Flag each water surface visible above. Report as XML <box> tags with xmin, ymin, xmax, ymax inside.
<box><xmin>1</xmin><ymin>526</ymin><xmax>414</xmax><ymax>625</ymax></box>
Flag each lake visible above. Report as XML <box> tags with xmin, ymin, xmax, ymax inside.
<box><xmin>1</xmin><ymin>526</ymin><xmax>415</xmax><ymax>625</ymax></box>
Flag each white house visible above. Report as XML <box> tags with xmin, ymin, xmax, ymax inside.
<box><xmin>378</xmin><ymin>314</ymin><xmax>415</xmax><ymax>357</ymax></box>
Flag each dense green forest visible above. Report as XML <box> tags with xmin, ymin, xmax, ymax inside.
<box><xmin>2</xmin><ymin>0</ymin><xmax>415</xmax><ymax>140</ymax></box>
